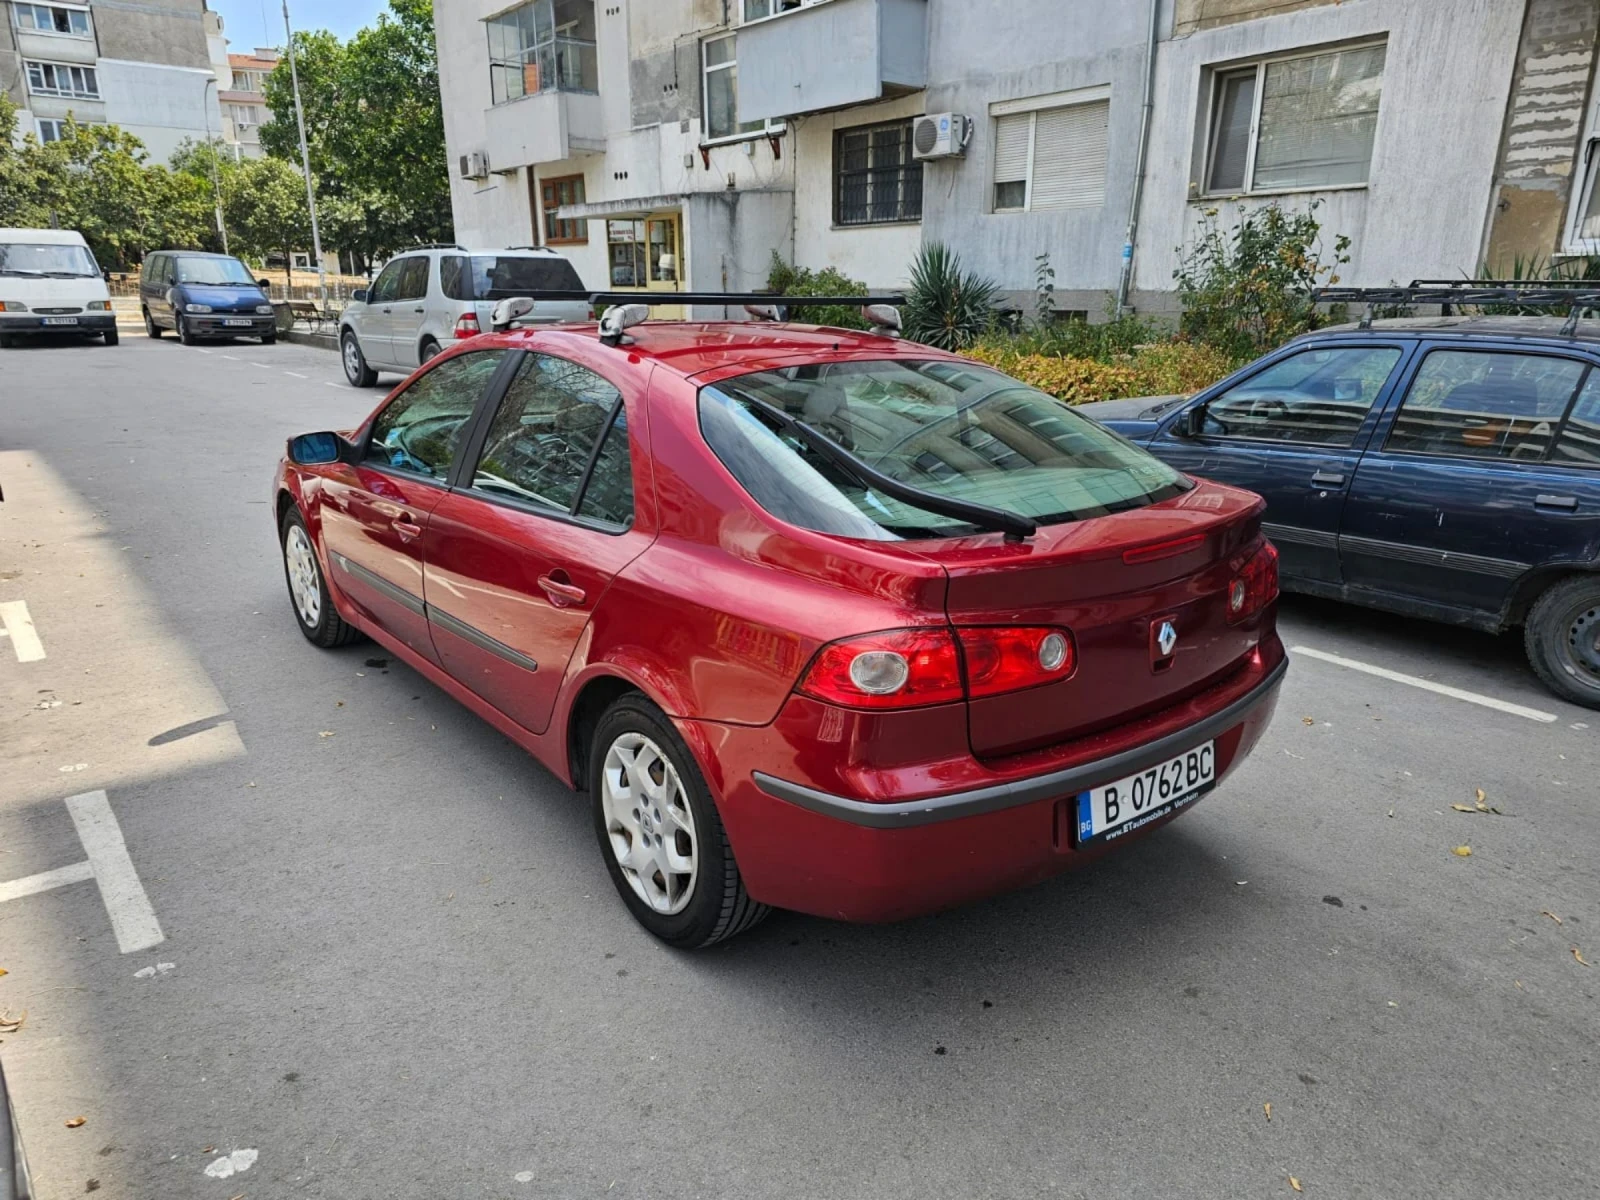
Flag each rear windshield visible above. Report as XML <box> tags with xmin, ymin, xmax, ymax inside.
<box><xmin>699</xmin><ymin>360</ymin><xmax>1190</xmax><ymax>541</ymax></box>
<box><xmin>174</xmin><ymin>256</ymin><xmax>258</xmax><ymax>286</ymax></box>
<box><xmin>0</xmin><ymin>242</ymin><xmax>100</xmax><ymax>278</ymax></box>
<box><xmin>461</xmin><ymin>255</ymin><xmax>584</xmax><ymax>301</ymax></box>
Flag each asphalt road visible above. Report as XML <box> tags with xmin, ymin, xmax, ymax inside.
<box><xmin>1</xmin><ymin>333</ymin><xmax>1596</xmax><ymax>1200</ymax></box>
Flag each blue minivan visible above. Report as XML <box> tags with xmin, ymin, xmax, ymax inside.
<box><xmin>1081</xmin><ymin>314</ymin><xmax>1600</xmax><ymax>708</ymax></box>
<box><xmin>139</xmin><ymin>250</ymin><xmax>277</xmax><ymax>345</ymax></box>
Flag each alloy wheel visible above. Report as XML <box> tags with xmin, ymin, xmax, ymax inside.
<box><xmin>600</xmin><ymin>732</ymin><xmax>698</xmax><ymax>915</ymax></box>
<box><xmin>284</xmin><ymin>524</ymin><xmax>322</xmax><ymax>629</ymax></box>
<box><xmin>343</xmin><ymin>336</ymin><xmax>363</xmax><ymax>382</ymax></box>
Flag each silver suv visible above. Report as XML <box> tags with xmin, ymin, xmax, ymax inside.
<box><xmin>338</xmin><ymin>245</ymin><xmax>589</xmax><ymax>386</ymax></box>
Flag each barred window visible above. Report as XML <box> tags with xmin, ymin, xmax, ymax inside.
<box><xmin>834</xmin><ymin>119</ymin><xmax>922</xmax><ymax>227</ymax></box>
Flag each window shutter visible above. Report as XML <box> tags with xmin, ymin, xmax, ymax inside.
<box><xmin>1030</xmin><ymin>101</ymin><xmax>1109</xmax><ymax>210</ymax></box>
<box><xmin>993</xmin><ymin>113</ymin><xmax>1031</xmax><ymax>185</ymax></box>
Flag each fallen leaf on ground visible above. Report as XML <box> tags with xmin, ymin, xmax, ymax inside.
<box><xmin>66</xmin><ymin>1116</ymin><xmax>87</xmax><ymax>1128</ymax></box>
<box><xmin>1301</xmin><ymin>717</ymin><xmax>1314</xmax><ymax>725</ymax></box>
<box><xmin>1575</xmin><ymin>947</ymin><xmax>1592</xmax><ymax>967</ymax></box>
<box><xmin>1264</xmin><ymin>1102</ymin><xmax>1272</xmax><ymax>1121</ymax></box>
<box><xmin>1542</xmin><ymin>910</ymin><xmax>1563</xmax><ymax>925</ymax></box>
<box><xmin>1515</xmin><ymin>980</ymin><xmax>1524</xmax><ymax>990</ymax></box>
<box><xmin>1450</xmin><ymin>804</ymin><xmax>1477</xmax><ymax>813</ymax></box>
<box><xmin>1452</xmin><ymin>846</ymin><xmax>1473</xmax><ymax>857</ymax></box>
<box><xmin>0</xmin><ymin>968</ymin><xmax>7</xmax><ymax>977</ymax></box>
<box><xmin>0</xmin><ymin>1010</ymin><xmax>25</xmax><ymax>1032</ymax></box>
<box><xmin>318</xmin><ymin>731</ymin><xmax>335</xmax><ymax>738</ymax></box>
<box><xmin>1289</xmin><ymin>1178</ymin><xmax>1302</xmax><ymax>1193</ymax></box>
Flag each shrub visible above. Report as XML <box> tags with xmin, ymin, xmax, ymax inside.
<box><xmin>903</xmin><ymin>242</ymin><xmax>999</xmax><ymax>350</ymax></box>
<box><xmin>964</xmin><ymin>339</ymin><xmax>1237</xmax><ymax>406</ymax></box>
<box><xmin>1175</xmin><ymin>201</ymin><xmax>1350</xmax><ymax>360</ymax></box>
<box><xmin>766</xmin><ymin>253</ymin><xmax>869</xmax><ymax>329</ymax></box>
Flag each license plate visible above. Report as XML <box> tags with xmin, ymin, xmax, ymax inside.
<box><xmin>223</xmin><ymin>318</ymin><xmax>254</xmax><ymax>327</ymax></box>
<box><xmin>1074</xmin><ymin>741</ymin><xmax>1215</xmax><ymax>847</ymax></box>
<box><xmin>42</xmin><ymin>316</ymin><xmax>78</xmax><ymax>326</ymax></box>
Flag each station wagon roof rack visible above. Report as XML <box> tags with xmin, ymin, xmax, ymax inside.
<box><xmin>1311</xmin><ymin>281</ymin><xmax>1600</xmax><ymax>336</ymax></box>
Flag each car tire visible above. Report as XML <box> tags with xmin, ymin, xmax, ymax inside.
<box><xmin>1524</xmin><ymin>576</ymin><xmax>1600</xmax><ymax>709</ymax></box>
<box><xmin>590</xmin><ymin>695</ymin><xmax>769</xmax><ymax>948</ymax></box>
<box><xmin>280</xmin><ymin>506</ymin><xmax>361</xmax><ymax>649</ymax></box>
<box><xmin>177</xmin><ymin>314</ymin><xmax>197</xmax><ymax>346</ymax></box>
<box><xmin>342</xmin><ymin>330</ymin><xmax>378</xmax><ymax>387</ymax></box>
<box><xmin>103</xmin><ymin>328</ymin><xmax>119</xmax><ymax>346</ymax></box>
<box><xmin>143</xmin><ymin>308</ymin><xmax>162</xmax><ymax>338</ymax></box>
<box><xmin>0</xmin><ymin>333</ymin><xmax>13</xmax><ymax>349</ymax></box>
<box><xmin>420</xmin><ymin>338</ymin><xmax>442</xmax><ymax>363</ymax></box>
<box><xmin>261</xmin><ymin>332</ymin><xmax>277</xmax><ymax>345</ymax></box>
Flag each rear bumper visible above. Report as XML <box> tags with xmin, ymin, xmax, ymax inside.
<box><xmin>699</xmin><ymin>645</ymin><xmax>1287</xmax><ymax>923</ymax></box>
<box><xmin>1</xmin><ymin>312</ymin><xmax>115</xmax><ymax>333</ymax></box>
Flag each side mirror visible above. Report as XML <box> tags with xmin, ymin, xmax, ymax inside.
<box><xmin>257</xmin><ymin>278</ymin><xmax>271</xmax><ymax>290</ymax></box>
<box><xmin>351</xmin><ymin>289</ymin><xmax>368</xmax><ymax>303</ymax></box>
<box><xmin>1173</xmin><ymin>405</ymin><xmax>1206</xmax><ymax>438</ymax></box>
<box><xmin>287</xmin><ymin>431</ymin><xmax>355</xmax><ymax>466</ymax></box>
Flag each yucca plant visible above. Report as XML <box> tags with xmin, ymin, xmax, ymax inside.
<box><xmin>903</xmin><ymin>242</ymin><xmax>999</xmax><ymax>350</ymax></box>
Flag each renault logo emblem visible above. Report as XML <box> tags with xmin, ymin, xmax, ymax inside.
<box><xmin>1156</xmin><ymin>620</ymin><xmax>1179</xmax><ymax>658</ymax></box>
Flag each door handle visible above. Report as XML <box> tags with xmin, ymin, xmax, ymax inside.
<box><xmin>1311</xmin><ymin>471</ymin><xmax>1347</xmax><ymax>487</ymax></box>
<box><xmin>381</xmin><ymin>306</ymin><xmax>392</xmax><ymax>313</ymax></box>
<box><xmin>391</xmin><ymin>519</ymin><xmax>423</xmax><ymax>542</ymax></box>
<box><xmin>413</xmin><ymin>306</ymin><xmax>425</xmax><ymax>313</ymax></box>
<box><xmin>1535</xmin><ymin>493</ymin><xmax>1579</xmax><ymax>511</ymax></box>
<box><xmin>537</xmin><ymin>573</ymin><xmax>586</xmax><ymax>606</ymax></box>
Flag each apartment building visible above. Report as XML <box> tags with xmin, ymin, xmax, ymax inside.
<box><xmin>437</xmin><ymin>0</ymin><xmax>1600</xmax><ymax>315</ymax></box>
<box><xmin>220</xmin><ymin>47</ymin><xmax>276</xmax><ymax>159</ymax></box>
<box><xmin>2</xmin><ymin>0</ymin><xmax>222</xmax><ymax>162</ymax></box>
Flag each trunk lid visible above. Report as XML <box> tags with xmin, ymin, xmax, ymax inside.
<box><xmin>941</xmin><ymin>482</ymin><xmax>1267</xmax><ymax>758</ymax></box>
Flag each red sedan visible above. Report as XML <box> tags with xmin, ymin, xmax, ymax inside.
<box><xmin>274</xmin><ymin>305</ymin><xmax>1285</xmax><ymax>947</ymax></box>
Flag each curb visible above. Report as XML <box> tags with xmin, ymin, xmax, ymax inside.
<box><xmin>284</xmin><ymin>330</ymin><xmax>338</xmax><ymax>352</ymax></box>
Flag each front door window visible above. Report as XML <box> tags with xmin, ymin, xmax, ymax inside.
<box><xmin>1204</xmin><ymin>346</ymin><xmax>1403</xmax><ymax>445</ymax></box>
<box><xmin>364</xmin><ymin>350</ymin><xmax>507</xmax><ymax>480</ymax></box>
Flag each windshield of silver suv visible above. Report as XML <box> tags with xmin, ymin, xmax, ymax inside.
<box><xmin>700</xmin><ymin>359</ymin><xmax>1191</xmax><ymax>540</ymax></box>
<box><xmin>175</xmin><ymin>256</ymin><xmax>259</xmax><ymax>286</ymax></box>
<box><xmin>0</xmin><ymin>243</ymin><xmax>101</xmax><ymax>277</ymax></box>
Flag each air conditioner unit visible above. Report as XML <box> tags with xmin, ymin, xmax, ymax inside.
<box><xmin>458</xmin><ymin>151</ymin><xmax>490</xmax><ymax>180</ymax></box>
<box><xmin>912</xmin><ymin>113</ymin><xmax>970</xmax><ymax>161</ymax></box>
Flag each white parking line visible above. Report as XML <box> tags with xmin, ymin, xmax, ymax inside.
<box><xmin>250</xmin><ymin>362</ymin><xmax>273</xmax><ymax>370</ymax></box>
<box><xmin>0</xmin><ymin>599</ymin><xmax>46</xmax><ymax>662</ymax></box>
<box><xmin>284</xmin><ymin>371</ymin><xmax>308</xmax><ymax>379</ymax></box>
<box><xmin>65</xmin><ymin>790</ymin><xmax>164</xmax><ymax>953</ymax></box>
<box><xmin>323</xmin><ymin>381</ymin><xmax>342</xmax><ymax>389</ymax></box>
<box><xmin>1291</xmin><ymin>645</ymin><xmax>1559</xmax><ymax>723</ymax></box>
<box><xmin>0</xmin><ymin>861</ymin><xmax>93</xmax><ymax>904</ymax></box>
<box><xmin>195</xmin><ymin>348</ymin><xmax>212</xmax><ymax>355</ymax></box>
<box><xmin>220</xmin><ymin>354</ymin><xmax>239</xmax><ymax>360</ymax></box>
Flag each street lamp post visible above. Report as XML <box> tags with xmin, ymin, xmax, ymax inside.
<box><xmin>282</xmin><ymin>0</ymin><xmax>327</xmax><ymax>309</ymax></box>
<box><xmin>202</xmin><ymin>78</ymin><xmax>229</xmax><ymax>255</ymax></box>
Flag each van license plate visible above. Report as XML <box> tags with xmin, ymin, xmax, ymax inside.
<box><xmin>223</xmin><ymin>318</ymin><xmax>253</xmax><ymax>327</ymax></box>
<box><xmin>42</xmin><ymin>316</ymin><xmax>79</xmax><ymax>326</ymax></box>
<box><xmin>1074</xmin><ymin>741</ymin><xmax>1215</xmax><ymax>847</ymax></box>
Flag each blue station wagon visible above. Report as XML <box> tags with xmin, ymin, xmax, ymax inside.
<box><xmin>1081</xmin><ymin>314</ymin><xmax>1600</xmax><ymax>709</ymax></box>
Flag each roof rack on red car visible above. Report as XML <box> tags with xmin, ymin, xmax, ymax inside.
<box><xmin>1312</xmin><ymin>280</ymin><xmax>1600</xmax><ymax>335</ymax></box>
<box><xmin>487</xmin><ymin>290</ymin><xmax>907</xmax><ymax>340</ymax></box>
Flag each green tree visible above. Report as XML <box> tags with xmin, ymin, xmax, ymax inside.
<box><xmin>260</xmin><ymin>0</ymin><xmax>452</xmax><ymax>260</ymax></box>
<box><xmin>224</xmin><ymin>156</ymin><xmax>312</xmax><ymax>284</ymax></box>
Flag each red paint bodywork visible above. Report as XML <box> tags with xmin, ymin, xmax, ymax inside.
<box><xmin>276</xmin><ymin>323</ymin><xmax>1286</xmax><ymax>923</ymax></box>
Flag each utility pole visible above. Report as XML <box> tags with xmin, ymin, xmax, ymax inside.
<box><xmin>282</xmin><ymin>0</ymin><xmax>327</xmax><ymax>308</ymax></box>
<box><xmin>202</xmin><ymin>78</ymin><xmax>229</xmax><ymax>255</ymax></box>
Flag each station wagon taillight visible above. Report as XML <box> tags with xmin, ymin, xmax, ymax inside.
<box><xmin>1227</xmin><ymin>542</ymin><xmax>1279</xmax><ymax>624</ymax></box>
<box><xmin>798</xmin><ymin>625</ymin><xmax>1076</xmax><ymax>710</ymax></box>
<box><xmin>453</xmin><ymin>312</ymin><xmax>481</xmax><ymax>339</ymax></box>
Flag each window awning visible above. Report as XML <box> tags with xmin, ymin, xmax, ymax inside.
<box><xmin>551</xmin><ymin>193</ymin><xmax>685</xmax><ymax>220</ymax></box>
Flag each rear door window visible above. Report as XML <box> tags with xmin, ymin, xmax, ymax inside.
<box><xmin>396</xmin><ymin>256</ymin><xmax>431</xmax><ymax>302</ymax></box>
<box><xmin>363</xmin><ymin>350</ymin><xmax>507</xmax><ymax>480</ymax></box>
<box><xmin>699</xmin><ymin>359</ymin><xmax>1189</xmax><ymax>540</ymax></box>
<box><xmin>1552</xmin><ymin>372</ymin><xmax>1600</xmax><ymax>467</ymax></box>
<box><xmin>1385</xmin><ymin>349</ymin><xmax>1588</xmax><ymax>461</ymax></box>
<box><xmin>1203</xmin><ymin>346</ymin><xmax>1402</xmax><ymax>446</ymax></box>
<box><xmin>441</xmin><ymin>255</ymin><xmax>469</xmax><ymax>301</ymax></box>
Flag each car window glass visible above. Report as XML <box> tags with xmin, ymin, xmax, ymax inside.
<box><xmin>162</xmin><ymin>256</ymin><xmax>176</xmax><ymax>286</ymax></box>
<box><xmin>575</xmin><ymin>406</ymin><xmax>635</xmax><ymax>526</ymax></box>
<box><xmin>364</xmin><ymin>351</ymin><xmax>506</xmax><ymax>479</ymax></box>
<box><xmin>368</xmin><ymin>261</ymin><xmax>403</xmax><ymax>304</ymax></box>
<box><xmin>1549</xmin><ymin>370</ymin><xmax>1600</xmax><ymax>468</ymax></box>
<box><xmin>441</xmin><ymin>255</ymin><xmax>469</xmax><ymax>302</ymax></box>
<box><xmin>1204</xmin><ymin>346</ymin><xmax>1402</xmax><ymax>446</ymax></box>
<box><xmin>398</xmin><ymin>256</ymin><xmax>431</xmax><ymax>302</ymax></box>
<box><xmin>1386</xmin><ymin>350</ymin><xmax>1586</xmax><ymax>462</ymax></box>
<box><xmin>471</xmin><ymin>354</ymin><xmax>621</xmax><ymax>513</ymax></box>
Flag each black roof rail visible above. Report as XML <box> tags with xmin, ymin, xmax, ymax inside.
<box><xmin>1311</xmin><ymin>284</ymin><xmax>1600</xmax><ymax>334</ymax></box>
<box><xmin>406</xmin><ymin>243</ymin><xmax>469</xmax><ymax>252</ymax></box>
<box><xmin>588</xmin><ymin>291</ymin><xmax>907</xmax><ymax>308</ymax></box>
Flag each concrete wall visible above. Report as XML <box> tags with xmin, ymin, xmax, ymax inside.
<box><xmin>739</xmin><ymin>0</ymin><xmax>927</xmax><ymax>123</ymax></box>
<box><xmin>1173</xmin><ymin>0</ymin><xmax>1344</xmax><ymax>36</ymax></box>
<box><xmin>96</xmin><ymin>58</ymin><xmax>220</xmax><ymax>165</ymax></box>
<box><xmin>685</xmin><ymin>188</ymin><xmax>795</xmax><ymax>310</ymax></box>
<box><xmin>1135</xmin><ymin>0</ymin><xmax>1525</xmax><ymax>309</ymax></box>
<box><xmin>1485</xmin><ymin>0</ymin><xmax>1600</xmax><ymax>267</ymax></box>
<box><xmin>91</xmin><ymin>0</ymin><xmax>210</xmax><ymax>70</ymax></box>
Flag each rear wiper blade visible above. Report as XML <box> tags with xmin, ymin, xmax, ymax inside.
<box><xmin>738</xmin><ymin>395</ymin><xmax>1037</xmax><ymax>541</ymax></box>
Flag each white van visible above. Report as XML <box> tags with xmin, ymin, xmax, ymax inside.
<box><xmin>0</xmin><ymin>228</ymin><xmax>118</xmax><ymax>348</ymax></box>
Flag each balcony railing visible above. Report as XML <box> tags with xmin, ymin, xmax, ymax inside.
<box><xmin>489</xmin><ymin>36</ymin><xmax>598</xmax><ymax>105</ymax></box>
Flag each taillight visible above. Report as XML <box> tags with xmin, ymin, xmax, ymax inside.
<box><xmin>958</xmin><ymin>626</ymin><xmax>1076</xmax><ymax>698</ymax></box>
<box><xmin>453</xmin><ymin>312</ymin><xmax>481</xmax><ymax>339</ymax></box>
<box><xmin>798</xmin><ymin>629</ymin><xmax>964</xmax><ymax>710</ymax></box>
<box><xmin>1228</xmin><ymin>542</ymin><xmax>1279</xmax><ymax>624</ymax></box>
<box><xmin>797</xmin><ymin>625</ymin><xmax>1075</xmax><ymax>710</ymax></box>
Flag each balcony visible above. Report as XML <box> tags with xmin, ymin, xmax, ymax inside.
<box><xmin>483</xmin><ymin>77</ymin><xmax>605</xmax><ymax>169</ymax></box>
<box><xmin>736</xmin><ymin>0</ymin><xmax>927</xmax><ymax>123</ymax></box>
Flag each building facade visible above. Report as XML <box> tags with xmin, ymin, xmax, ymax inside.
<box><xmin>2</xmin><ymin>0</ymin><xmax>222</xmax><ymax>163</ymax></box>
<box><xmin>437</xmin><ymin>0</ymin><xmax>1600</xmax><ymax>317</ymax></box>
<box><xmin>220</xmin><ymin>46</ymin><xmax>276</xmax><ymax>159</ymax></box>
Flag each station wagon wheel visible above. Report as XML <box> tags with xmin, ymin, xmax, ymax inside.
<box><xmin>1524</xmin><ymin>576</ymin><xmax>1600</xmax><ymax>710</ymax></box>
<box><xmin>279</xmin><ymin>505</ymin><xmax>361</xmax><ymax>649</ymax></box>
<box><xmin>590</xmin><ymin>696</ymin><xmax>768</xmax><ymax>947</ymax></box>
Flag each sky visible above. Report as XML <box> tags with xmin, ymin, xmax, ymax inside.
<box><xmin>208</xmin><ymin>0</ymin><xmax>388</xmax><ymax>51</ymax></box>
